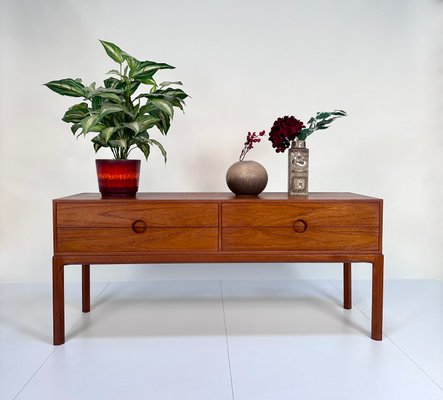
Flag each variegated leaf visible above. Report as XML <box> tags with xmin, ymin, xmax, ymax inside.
<box><xmin>101</xmin><ymin>127</ymin><xmax>118</xmax><ymax>142</ymax></box>
<box><xmin>132</xmin><ymin>61</ymin><xmax>174</xmax><ymax>80</ymax></box>
<box><xmin>93</xmin><ymin>92</ymin><xmax>122</xmax><ymax>103</ymax></box>
<box><xmin>45</xmin><ymin>78</ymin><xmax>86</xmax><ymax>97</ymax></box>
<box><xmin>109</xmin><ymin>138</ymin><xmax>127</xmax><ymax>148</ymax></box>
<box><xmin>62</xmin><ymin>102</ymin><xmax>89</xmax><ymax>123</ymax></box>
<box><xmin>124</xmin><ymin>53</ymin><xmax>140</xmax><ymax>73</ymax></box>
<box><xmin>150</xmin><ymin>98</ymin><xmax>174</xmax><ymax>118</ymax></box>
<box><xmin>99</xmin><ymin>103</ymin><xmax>133</xmax><ymax>119</ymax></box>
<box><xmin>159</xmin><ymin>81</ymin><xmax>182</xmax><ymax>87</ymax></box>
<box><xmin>122</xmin><ymin>122</ymin><xmax>141</xmax><ymax>134</ymax></box>
<box><xmin>81</xmin><ymin>114</ymin><xmax>100</xmax><ymax>134</ymax></box>
<box><xmin>149</xmin><ymin>138</ymin><xmax>167</xmax><ymax>162</ymax></box>
<box><xmin>137</xmin><ymin>115</ymin><xmax>160</xmax><ymax>132</ymax></box>
<box><xmin>71</xmin><ymin>123</ymin><xmax>81</xmax><ymax>135</ymax></box>
<box><xmin>99</xmin><ymin>40</ymin><xmax>124</xmax><ymax>64</ymax></box>
<box><xmin>162</xmin><ymin>88</ymin><xmax>189</xmax><ymax>100</ymax></box>
<box><xmin>106</xmin><ymin>69</ymin><xmax>121</xmax><ymax>76</ymax></box>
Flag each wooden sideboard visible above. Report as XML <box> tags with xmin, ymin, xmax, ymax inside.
<box><xmin>52</xmin><ymin>192</ymin><xmax>384</xmax><ymax>345</ymax></box>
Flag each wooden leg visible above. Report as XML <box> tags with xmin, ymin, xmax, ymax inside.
<box><xmin>343</xmin><ymin>262</ymin><xmax>352</xmax><ymax>309</ymax></box>
<box><xmin>371</xmin><ymin>255</ymin><xmax>384</xmax><ymax>340</ymax></box>
<box><xmin>52</xmin><ymin>257</ymin><xmax>65</xmax><ymax>345</ymax></box>
<box><xmin>82</xmin><ymin>264</ymin><xmax>91</xmax><ymax>313</ymax></box>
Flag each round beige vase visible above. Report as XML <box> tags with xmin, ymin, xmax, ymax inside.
<box><xmin>226</xmin><ymin>160</ymin><xmax>268</xmax><ymax>196</ymax></box>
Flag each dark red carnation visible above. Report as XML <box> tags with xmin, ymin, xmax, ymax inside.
<box><xmin>268</xmin><ymin>116</ymin><xmax>305</xmax><ymax>153</ymax></box>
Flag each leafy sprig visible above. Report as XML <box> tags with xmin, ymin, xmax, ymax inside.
<box><xmin>297</xmin><ymin>110</ymin><xmax>347</xmax><ymax>141</ymax></box>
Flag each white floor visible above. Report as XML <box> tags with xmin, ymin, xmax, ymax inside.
<box><xmin>0</xmin><ymin>279</ymin><xmax>442</xmax><ymax>400</ymax></box>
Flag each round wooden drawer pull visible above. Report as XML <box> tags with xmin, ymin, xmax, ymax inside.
<box><xmin>132</xmin><ymin>220</ymin><xmax>147</xmax><ymax>234</ymax></box>
<box><xmin>293</xmin><ymin>219</ymin><xmax>307</xmax><ymax>233</ymax></box>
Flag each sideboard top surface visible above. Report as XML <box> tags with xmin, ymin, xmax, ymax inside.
<box><xmin>54</xmin><ymin>192</ymin><xmax>381</xmax><ymax>202</ymax></box>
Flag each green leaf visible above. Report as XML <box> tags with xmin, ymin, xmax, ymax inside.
<box><xmin>124</xmin><ymin>53</ymin><xmax>141</xmax><ymax>73</ymax></box>
<box><xmin>106</xmin><ymin>69</ymin><xmax>121</xmax><ymax>76</ymax></box>
<box><xmin>162</xmin><ymin>88</ymin><xmax>189</xmax><ymax>100</ymax></box>
<box><xmin>44</xmin><ymin>78</ymin><xmax>86</xmax><ymax>97</ymax></box>
<box><xmin>137</xmin><ymin>115</ymin><xmax>160</xmax><ymax>131</ymax></box>
<box><xmin>138</xmin><ymin>103</ymin><xmax>157</xmax><ymax>116</ymax></box>
<box><xmin>132</xmin><ymin>60</ymin><xmax>175</xmax><ymax>81</ymax></box>
<box><xmin>104</xmin><ymin>77</ymin><xmax>119</xmax><ymax>88</ymax></box>
<box><xmin>332</xmin><ymin>110</ymin><xmax>347</xmax><ymax>116</ymax></box>
<box><xmin>134</xmin><ymin>76</ymin><xmax>157</xmax><ymax>85</ymax></box>
<box><xmin>89</xmin><ymin>124</ymin><xmax>105</xmax><ymax>132</ymax></box>
<box><xmin>150</xmin><ymin>97</ymin><xmax>174</xmax><ymax>118</ymax></box>
<box><xmin>92</xmin><ymin>96</ymin><xmax>104</xmax><ymax>111</ymax></box>
<box><xmin>86</xmin><ymin>82</ymin><xmax>96</xmax><ymax>93</ymax></box>
<box><xmin>122</xmin><ymin>122</ymin><xmax>142</xmax><ymax>134</ymax></box>
<box><xmin>128</xmin><ymin>81</ymin><xmax>141</xmax><ymax>96</ymax></box>
<box><xmin>92</xmin><ymin>134</ymin><xmax>108</xmax><ymax>152</ymax></box>
<box><xmin>149</xmin><ymin>138</ymin><xmax>167</xmax><ymax>162</ymax></box>
<box><xmin>71</xmin><ymin>123</ymin><xmax>81</xmax><ymax>135</ymax></box>
<box><xmin>150</xmin><ymin>109</ymin><xmax>171</xmax><ymax>134</ymax></box>
<box><xmin>133</xmin><ymin>133</ymin><xmax>151</xmax><ymax>160</ymax></box>
<box><xmin>109</xmin><ymin>138</ymin><xmax>127</xmax><ymax>148</ymax></box>
<box><xmin>81</xmin><ymin>114</ymin><xmax>100</xmax><ymax>134</ymax></box>
<box><xmin>92</xmin><ymin>91</ymin><xmax>122</xmax><ymax>103</ymax></box>
<box><xmin>99</xmin><ymin>103</ymin><xmax>133</xmax><ymax>119</ymax></box>
<box><xmin>316</xmin><ymin>112</ymin><xmax>331</xmax><ymax>120</ymax></box>
<box><xmin>62</xmin><ymin>102</ymin><xmax>89</xmax><ymax>123</ymax></box>
<box><xmin>101</xmin><ymin>127</ymin><xmax>118</xmax><ymax>142</ymax></box>
<box><xmin>137</xmin><ymin>141</ymin><xmax>151</xmax><ymax>160</ymax></box>
<box><xmin>95</xmin><ymin>87</ymin><xmax>125</xmax><ymax>94</ymax></box>
<box><xmin>319</xmin><ymin>117</ymin><xmax>336</xmax><ymax>124</ymax></box>
<box><xmin>159</xmin><ymin>81</ymin><xmax>182</xmax><ymax>87</ymax></box>
<box><xmin>297</xmin><ymin>128</ymin><xmax>311</xmax><ymax>141</ymax></box>
<box><xmin>122</xmin><ymin>115</ymin><xmax>159</xmax><ymax>134</ymax></box>
<box><xmin>99</xmin><ymin>40</ymin><xmax>124</xmax><ymax>64</ymax></box>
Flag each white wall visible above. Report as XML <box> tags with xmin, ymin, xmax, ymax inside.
<box><xmin>1</xmin><ymin>0</ymin><xmax>442</xmax><ymax>282</ymax></box>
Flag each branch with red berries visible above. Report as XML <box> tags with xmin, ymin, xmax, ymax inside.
<box><xmin>239</xmin><ymin>130</ymin><xmax>265</xmax><ymax>161</ymax></box>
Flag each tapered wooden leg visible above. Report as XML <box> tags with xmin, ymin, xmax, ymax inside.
<box><xmin>343</xmin><ymin>262</ymin><xmax>352</xmax><ymax>309</ymax></box>
<box><xmin>371</xmin><ymin>255</ymin><xmax>384</xmax><ymax>340</ymax></box>
<box><xmin>52</xmin><ymin>257</ymin><xmax>65</xmax><ymax>345</ymax></box>
<box><xmin>82</xmin><ymin>264</ymin><xmax>91</xmax><ymax>313</ymax></box>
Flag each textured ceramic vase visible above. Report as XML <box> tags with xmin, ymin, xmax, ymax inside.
<box><xmin>96</xmin><ymin>159</ymin><xmax>141</xmax><ymax>198</ymax></box>
<box><xmin>226</xmin><ymin>160</ymin><xmax>268</xmax><ymax>196</ymax></box>
<box><xmin>288</xmin><ymin>141</ymin><xmax>309</xmax><ymax>196</ymax></box>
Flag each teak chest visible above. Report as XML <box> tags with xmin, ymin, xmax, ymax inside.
<box><xmin>52</xmin><ymin>192</ymin><xmax>384</xmax><ymax>345</ymax></box>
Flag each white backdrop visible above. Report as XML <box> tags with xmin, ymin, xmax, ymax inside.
<box><xmin>1</xmin><ymin>0</ymin><xmax>442</xmax><ymax>282</ymax></box>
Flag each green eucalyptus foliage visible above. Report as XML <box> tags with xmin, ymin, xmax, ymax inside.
<box><xmin>45</xmin><ymin>40</ymin><xmax>188</xmax><ymax>161</ymax></box>
<box><xmin>297</xmin><ymin>110</ymin><xmax>347</xmax><ymax>141</ymax></box>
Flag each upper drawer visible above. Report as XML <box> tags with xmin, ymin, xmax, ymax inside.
<box><xmin>56</xmin><ymin>202</ymin><xmax>218</xmax><ymax>227</ymax></box>
<box><xmin>222</xmin><ymin>202</ymin><xmax>380</xmax><ymax>227</ymax></box>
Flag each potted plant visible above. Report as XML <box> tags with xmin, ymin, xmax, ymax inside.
<box><xmin>45</xmin><ymin>40</ymin><xmax>188</xmax><ymax>197</ymax></box>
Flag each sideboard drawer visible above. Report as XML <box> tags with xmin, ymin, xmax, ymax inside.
<box><xmin>222</xmin><ymin>202</ymin><xmax>380</xmax><ymax>227</ymax></box>
<box><xmin>222</xmin><ymin>226</ymin><xmax>379</xmax><ymax>251</ymax></box>
<box><xmin>57</xmin><ymin>227</ymin><xmax>218</xmax><ymax>252</ymax></box>
<box><xmin>222</xmin><ymin>201</ymin><xmax>381</xmax><ymax>252</ymax></box>
<box><xmin>56</xmin><ymin>203</ymin><xmax>218</xmax><ymax>228</ymax></box>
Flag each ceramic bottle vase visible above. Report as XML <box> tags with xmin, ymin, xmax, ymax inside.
<box><xmin>288</xmin><ymin>140</ymin><xmax>309</xmax><ymax>196</ymax></box>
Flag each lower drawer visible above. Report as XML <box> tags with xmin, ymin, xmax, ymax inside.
<box><xmin>57</xmin><ymin>228</ymin><xmax>218</xmax><ymax>252</ymax></box>
<box><xmin>222</xmin><ymin>227</ymin><xmax>379</xmax><ymax>251</ymax></box>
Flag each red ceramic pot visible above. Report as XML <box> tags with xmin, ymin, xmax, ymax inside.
<box><xmin>95</xmin><ymin>159</ymin><xmax>141</xmax><ymax>198</ymax></box>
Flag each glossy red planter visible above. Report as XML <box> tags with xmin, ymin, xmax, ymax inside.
<box><xmin>96</xmin><ymin>159</ymin><xmax>141</xmax><ymax>198</ymax></box>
